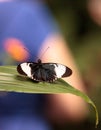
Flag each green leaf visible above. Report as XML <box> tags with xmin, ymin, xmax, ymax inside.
<box><xmin>0</xmin><ymin>66</ymin><xmax>99</xmax><ymax>127</ymax></box>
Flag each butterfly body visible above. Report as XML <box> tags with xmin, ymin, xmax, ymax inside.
<box><xmin>17</xmin><ymin>59</ymin><xmax>72</xmax><ymax>82</ymax></box>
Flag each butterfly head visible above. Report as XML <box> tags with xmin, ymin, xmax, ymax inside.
<box><xmin>37</xmin><ymin>59</ymin><xmax>42</xmax><ymax>64</ymax></box>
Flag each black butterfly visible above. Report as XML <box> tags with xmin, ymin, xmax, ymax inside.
<box><xmin>17</xmin><ymin>59</ymin><xmax>72</xmax><ymax>82</ymax></box>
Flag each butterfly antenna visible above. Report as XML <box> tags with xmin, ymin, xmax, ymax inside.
<box><xmin>23</xmin><ymin>47</ymin><xmax>30</xmax><ymax>54</ymax></box>
<box><xmin>40</xmin><ymin>46</ymin><xmax>50</xmax><ymax>59</ymax></box>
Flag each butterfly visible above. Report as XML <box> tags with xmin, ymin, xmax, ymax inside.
<box><xmin>17</xmin><ymin>59</ymin><xmax>72</xmax><ymax>82</ymax></box>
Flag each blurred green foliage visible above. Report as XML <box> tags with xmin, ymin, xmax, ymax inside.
<box><xmin>46</xmin><ymin>0</ymin><xmax>101</xmax><ymax>129</ymax></box>
<box><xmin>46</xmin><ymin>0</ymin><xmax>101</xmax><ymax>95</ymax></box>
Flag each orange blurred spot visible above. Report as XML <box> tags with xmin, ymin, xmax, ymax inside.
<box><xmin>4</xmin><ymin>38</ymin><xmax>29</xmax><ymax>61</ymax></box>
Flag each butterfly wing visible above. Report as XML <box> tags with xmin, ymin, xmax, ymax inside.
<box><xmin>43</xmin><ymin>63</ymin><xmax>72</xmax><ymax>78</ymax></box>
<box><xmin>17</xmin><ymin>62</ymin><xmax>37</xmax><ymax>78</ymax></box>
<box><xmin>17</xmin><ymin>62</ymin><xmax>72</xmax><ymax>82</ymax></box>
